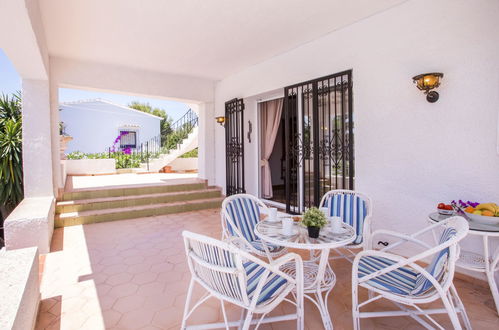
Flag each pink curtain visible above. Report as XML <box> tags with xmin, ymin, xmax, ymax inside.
<box><xmin>260</xmin><ymin>99</ymin><xmax>283</xmax><ymax>199</ymax></box>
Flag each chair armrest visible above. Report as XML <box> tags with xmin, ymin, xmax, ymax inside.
<box><xmin>271</xmin><ymin>252</ymin><xmax>302</xmax><ymax>268</ymax></box>
<box><xmin>225</xmin><ymin>236</ymin><xmax>257</xmax><ymax>252</ymax></box>
<box><xmin>267</xmin><ymin>252</ymin><xmax>304</xmax><ymax>283</ymax></box>
<box><xmin>369</xmin><ymin>229</ymin><xmax>432</xmax><ymax>251</ymax></box>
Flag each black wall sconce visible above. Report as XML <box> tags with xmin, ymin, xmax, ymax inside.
<box><xmin>215</xmin><ymin>116</ymin><xmax>225</xmax><ymax>127</ymax></box>
<box><xmin>412</xmin><ymin>72</ymin><xmax>444</xmax><ymax>103</ymax></box>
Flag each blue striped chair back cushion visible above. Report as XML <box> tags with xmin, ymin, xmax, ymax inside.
<box><xmin>225</xmin><ymin>197</ymin><xmax>261</xmax><ymax>242</ymax></box>
<box><xmin>411</xmin><ymin>227</ymin><xmax>457</xmax><ymax>295</ymax></box>
<box><xmin>188</xmin><ymin>239</ymin><xmax>244</xmax><ymax>301</ymax></box>
<box><xmin>325</xmin><ymin>193</ymin><xmax>367</xmax><ymax>245</ymax></box>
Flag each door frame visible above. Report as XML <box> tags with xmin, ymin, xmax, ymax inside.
<box><xmin>224</xmin><ymin>98</ymin><xmax>246</xmax><ymax>196</ymax></box>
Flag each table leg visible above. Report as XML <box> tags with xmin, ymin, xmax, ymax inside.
<box><xmin>483</xmin><ymin>236</ymin><xmax>499</xmax><ymax>315</ymax></box>
<box><xmin>310</xmin><ymin>249</ymin><xmax>335</xmax><ymax>330</ymax></box>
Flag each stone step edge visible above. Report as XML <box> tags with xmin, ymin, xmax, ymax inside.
<box><xmin>56</xmin><ymin>197</ymin><xmax>225</xmax><ymax>219</ymax></box>
<box><xmin>54</xmin><ymin>200</ymin><xmax>223</xmax><ymax>228</ymax></box>
<box><xmin>60</xmin><ymin>182</ymin><xmax>208</xmax><ymax>201</ymax></box>
<box><xmin>57</xmin><ymin>187</ymin><xmax>221</xmax><ymax>207</ymax></box>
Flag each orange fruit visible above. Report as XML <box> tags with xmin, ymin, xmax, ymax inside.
<box><xmin>464</xmin><ymin>206</ymin><xmax>475</xmax><ymax>213</ymax></box>
<box><xmin>482</xmin><ymin>210</ymin><xmax>494</xmax><ymax>217</ymax></box>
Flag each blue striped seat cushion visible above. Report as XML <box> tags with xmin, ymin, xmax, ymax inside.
<box><xmin>324</xmin><ymin>193</ymin><xmax>367</xmax><ymax>245</ymax></box>
<box><xmin>244</xmin><ymin>261</ymin><xmax>288</xmax><ymax>304</ymax></box>
<box><xmin>225</xmin><ymin>197</ymin><xmax>261</xmax><ymax>242</ymax></box>
<box><xmin>358</xmin><ymin>227</ymin><xmax>458</xmax><ymax>296</ymax></box>
<box><xmin>250</xmin><ymin>240</ymin><xmax>285</xmax><ymax>254</ymax></box>
<box><xmin>358</xmin><ymin>255</ymin><xmax>419</xmax><ymax>295</ymax></box>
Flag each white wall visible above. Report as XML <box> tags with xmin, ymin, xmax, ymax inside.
<box><xmin>214</xmin><ymin>0</ymin><xmax>499</xmax><ymax>277</ymax></box>
<box><xmin>60</xmin><ymin>101</ymin><xmax>161</xmax><ymax>153</ymax></box>
<box><xmin>63</xmin><ymin>159</ymin><xmax>116</xmax><ymax>175</ymax></box>
<box><xmin>169</xmin><ymin>157</ymin><xmax>198</xmax><ymax>171</ymax></box>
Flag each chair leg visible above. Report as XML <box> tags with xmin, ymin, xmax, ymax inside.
<box><xmin>238</xmin><ymin>309</ymin><xmax>247</xmax><ymax>330</ymax></box>
<box><xmin>441</xmin><ymin>294</ymin><xmax>463</xmax><ymax>330</ymax></box>
<box><xmin>352</xmin><ymin>283</ymin><xmax>360</xmax><ymax>330</ymax></box>
<box><xmin>181</xmin><ymin>278</ymin><xmax>195</xmax><ymax>329</ymax></box>
<box><xmin>449</xmin><ymin>284</ymin><xmax>471</xmax><ymax>330</ymax></box>
<box><xmin>296</xmin><ymin>292</ymin><xmax>304</xmax><ymax>330</ymax></box>
<box><xmin>241</xmin><ymin>311</ymin><xmax>254</xmax><ymax>330</ymax></box>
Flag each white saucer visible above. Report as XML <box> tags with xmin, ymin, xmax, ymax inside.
<box><xmin>280</xmin><ymin>228</ymin><xmax>299</xmax><ymax>237</ymax></box>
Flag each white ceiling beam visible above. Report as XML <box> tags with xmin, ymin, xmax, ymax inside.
<box><xmin>50</xmin><ymin>57</ymin><xmax>216</xmax><ymax>103</ymax></box>
<box><xmin>0</xmin><ymin>0</ymin><xmax>49</xmax><ymax>80</ymax></box>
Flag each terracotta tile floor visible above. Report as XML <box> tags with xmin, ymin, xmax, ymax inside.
<box><xmin>36</xmin><ymin>209</ymin><xmax>498</xmax><ymax>329</ymax></box>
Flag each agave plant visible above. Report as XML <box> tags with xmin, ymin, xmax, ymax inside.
<box><xmin>0</xmin><ymin>92</ymin><xmax>23</xmax><ymax>219</ymax></box>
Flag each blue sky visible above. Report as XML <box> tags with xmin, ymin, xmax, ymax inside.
<box><xmin>0</xmin><ymin>49</ymin><xmax>188</xmax><ymax>121</ymax></box>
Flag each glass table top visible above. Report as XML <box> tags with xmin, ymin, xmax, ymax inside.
<box><xmin>255</xmin><ymin>220</ymin><xmax>356</xmax><ymax>250</ymax></box>
<box><xmin>428</xmin><ymin>212</ymin><xmax>499</xmax><ymax>233</ymax></box>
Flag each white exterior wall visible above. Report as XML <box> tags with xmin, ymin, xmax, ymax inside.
<box><xmin>214</xmin><ymin>0</ymin><xmax>499</xmax><ymax>279</ymax></box>
<box><xmin>60</xmin><ymin>101</ymin><xmax>161</xmax><ymax>153</ymax></box>
<box><xmin>62</xmin><ymin>159</ymin><xmax>116</xmax><ymax>175</ymax></box>
<box><xmin>169</xmin><ymin>157</ymin><xmax>198</xmax><ymax>171</ymax></box>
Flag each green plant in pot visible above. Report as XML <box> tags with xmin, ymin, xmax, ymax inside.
<box><xmin>302</xmin><ymin>207</ymin><xmax>328</xmax><ymax>238</ymax></box>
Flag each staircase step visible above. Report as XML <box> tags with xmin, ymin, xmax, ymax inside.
<box><xmin>55</xmin><ymin>197</ymin><xmax>224</xmax><ymax>228</ymax></box>
<box><xmin>61</xmin><ymin>180</ymin><xmax>207</xmax><ymax>201</ymax></box>
<box><xmin>56</xmin><ymin>188</ymin><xmax>221</xmax><ymax>213</ymax></box>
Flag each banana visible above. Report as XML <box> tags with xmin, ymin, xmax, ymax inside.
<box><xmin>476</xmin><ymin>203</ymin><xmax>499</xmax><ymax>214</ymax></box>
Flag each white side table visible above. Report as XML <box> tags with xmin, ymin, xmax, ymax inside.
<box><xmin>429</xmin><ymin>212</ymin><xmax>499</xmax><ymax>315</ymax></box>
<box><xmin>255</xmin><ymin>219</ymin><xmax>355</xmax><ymax>330</ymax></box>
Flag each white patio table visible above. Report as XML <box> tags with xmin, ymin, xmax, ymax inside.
<box><xmin>254</xmin><ymin>218</ymin><xmax>356</xmax><ymax>330</ymax></box>
<box><xmin>428</xmin><ymin>212</ymin><xmax>499</xmax><ymax>315</ymax></box>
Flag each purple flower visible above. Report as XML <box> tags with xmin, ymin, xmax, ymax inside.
<box><xmin>123</xmin><ymin>147</ymin><xmax>131</xmax><ymax>155</ymax></box>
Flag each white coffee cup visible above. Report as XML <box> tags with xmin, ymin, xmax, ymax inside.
<box><xmin>330</xmin><ymin>216</ymin><xmax>342</xmax><ymax>233</ymax></box>
<box><xmin>268</xmin><ymin>208</ymin><xmax>278</xmax><ymax>222</ymax></box>
<box><xmin>281</xmin><ymin>217</ymin><xmax>294</xmax><ymax>236</ymax></box>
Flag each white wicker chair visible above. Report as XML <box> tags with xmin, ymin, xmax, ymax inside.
<box><xmin>181</xmin><ymin>231</ymin><xmax>304</xmax><ymax>330</ymax></box>
<box><xmin>351</xmin><ymin>216</ymin><xmax>471</xmax><ymax>330</ymax></box>
<box><xmin>221</xmin><ymin>194</ymin><xmax>287</xmax><ymax>260</ymax></box>
<box><xmin>319</xmin><ymin>189</ymin><xmax>373</xmax><ymax>262</ymax></box>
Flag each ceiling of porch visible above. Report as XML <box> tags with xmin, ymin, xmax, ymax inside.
<box><xmin>39</xmin><ymin>0</ymin><xmax>407</xmax><ymax>80</ymax></box>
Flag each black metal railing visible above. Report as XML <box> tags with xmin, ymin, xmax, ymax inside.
<box><xmin>107</xmin><ymin>109</ymin><xmax>198</xmax><ymax>171</ymax></box>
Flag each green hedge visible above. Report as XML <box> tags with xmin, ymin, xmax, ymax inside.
<box><xmin>180</xmin><ymin>148</ymin><xmax>198</xmax><ymax>158</ymax></box>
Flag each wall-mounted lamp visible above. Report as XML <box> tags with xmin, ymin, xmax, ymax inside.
<box><xmin>412</xmin><ymin>72</ymin><xmax>444</xmax><ymax>103</ymax></box>
<box><xmin>215</xmin><ymin>116</ymin><xmax>226</xmax><ymax>127</ymax></box>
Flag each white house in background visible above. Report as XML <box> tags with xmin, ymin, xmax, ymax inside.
<box><xmin>59</xmin><ymin>99</ymin><xmax>162</xmax><ymax>153</ymax></box>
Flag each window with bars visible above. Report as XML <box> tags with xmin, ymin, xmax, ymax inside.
<box><xmin>120</xmin><ymin>130</ymin><xmax>137</xmax><ymax>149</ymax></box>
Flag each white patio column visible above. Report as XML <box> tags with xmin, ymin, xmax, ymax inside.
<box><xmin>49</xmin><ymin>80</ymin><xmax>62</xmax><ymax>192</ymax></box>
<box><xmin>4</xmin><ymin>79</ymin><xmax>56</xmax><ymax>254</ymax></box>
<box><xmin>21</xmin><ymin>79</ymin><xmax>54</xmax><ymax>197</ymax></box>
<box><xmin>198</xmin><ymin>102</ymin><xmax>216</xmax><ymax>185</ymax></box>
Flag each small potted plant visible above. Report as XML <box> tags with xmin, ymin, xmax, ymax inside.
<box><xmin>302</xmin><ymin>207</ymin><xmax>328</xmax><ymax>238</ymax></box>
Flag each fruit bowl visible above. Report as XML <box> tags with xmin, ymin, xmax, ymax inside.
<box><xmin>466</xmin><ymin>213</ymin><xmax>499</xmax><ymax>226</ymax></box>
